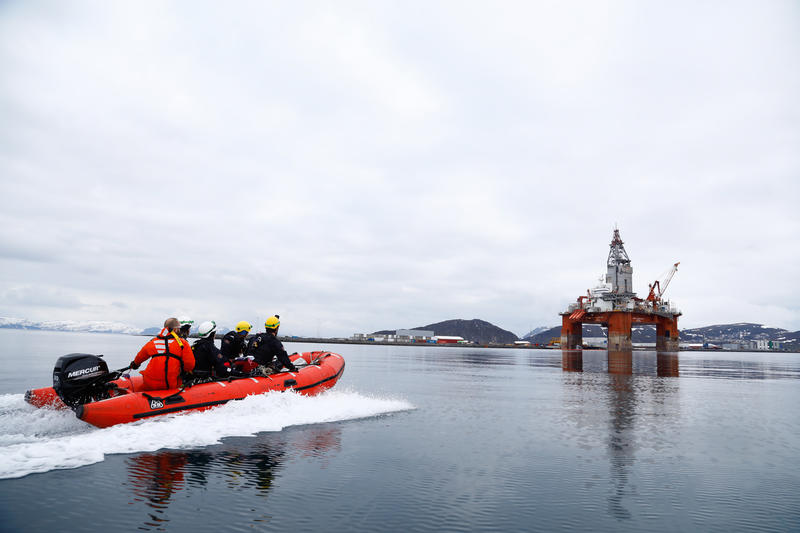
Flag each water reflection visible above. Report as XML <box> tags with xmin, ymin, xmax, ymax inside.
<box><xmin>679</xmin><ymin>356</ymin><xmax>800</xmax><ymax>380</ymax></box>
<box><xmin>561</xmin><ymin>349</ymin><xmax>679</xmax><ymax>377</ymax></box>
<box><xmin>563</xmin><ymin>348</ymin><xmax>800</xmax><ymax>381</ymax></box>
<box><xmin>608</xmin><ymin>351</ymin><xmax>632</xmax><ymax>375</ymax></box>
<box><xmin>125</xmin><ymin>425</ymin><xmax>341</xmax><ymax>530</ymax></box>
<box><xmin>657</xmin><ymin>352</ymin><xmax>679</xmax><ymax>377</ymax></box>
<box><xmin>561</xmin><ymin>349</ymin><xmax>681</xmax><ymax>521</ymax></box>
<box><xmin>128</xmin><ymin>452</ymin><xmax>187</xmax><ymax>526</ymax></box>
<box><xmin>607</xmin><ymin>369</ymin><xmax>635</xmax><ymax>520</ymax></box>
<box><xmin>427</xmin><ymin>349</ymin><xmax>517</xmax><ymax>367</ymax></box>
<box><xmin>561</xmin><ymin>350</ymin><xmax>582</xmax><ymax>372</ymax></box>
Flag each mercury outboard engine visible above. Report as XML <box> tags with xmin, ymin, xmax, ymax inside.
<box><xmin>53</xmin><ymin>353</ymin><xmax>112</xmax><ymax>408</ymax></box>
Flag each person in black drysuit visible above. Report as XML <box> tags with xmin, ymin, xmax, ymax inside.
<box><xmin>220</xmin><ymin>321</ymin><xmax>252</xmax><ymax>362</ymax></box>
<box><xmin>246</xmin><ymin>315</ymin><xmax>298</xmax><ymax>375</ymax></box>
<box><xmin>192</xmin><ymin>321</ymin><xmax>231</xmax><ymax>379</ymax></box>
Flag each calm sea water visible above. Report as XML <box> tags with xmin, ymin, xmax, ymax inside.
<box><xmin>0</xmin><ymin>330</ymin><xmax>799</xmax><ymax>532</ymax></box>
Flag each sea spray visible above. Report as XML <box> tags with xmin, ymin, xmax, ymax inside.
<box><xmin>0</xmin><ymin>390</ymin><xmax>413</xmax><ymax>479</ymax></box>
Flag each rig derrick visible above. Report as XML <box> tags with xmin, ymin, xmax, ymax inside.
<box><xmin>560</xmin><ymin>228</ymin><xmax>681</xmax><ymax>351</ymax></box>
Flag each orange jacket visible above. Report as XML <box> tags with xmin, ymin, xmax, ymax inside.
<box><xmin>134</xmin><ymin>329</ymin><xmax>195</xmax><ymax>390</ymax></box>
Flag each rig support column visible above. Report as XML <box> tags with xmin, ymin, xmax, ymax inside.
<box><xmin>607</xmin><ymin>312</ymin><xmax>632</xmax><ymax>350</ymax></box>
<box><xmin>656</xmin><ymin>316</ymin><xmax>680</xmax><ymax>352</ymax></box>
<box><xmin>561</xmin><ymin>316</ymin><xmax>582</xmax><ymax>349</ymax></box>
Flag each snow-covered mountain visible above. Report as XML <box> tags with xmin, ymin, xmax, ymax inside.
<box><xmin>0</xmin><ymin>317</ymin><xmax>143</xmax><ymax>335</ymax></box>
<box><xmin>522</xmin><ymin>326</ymin><xmax>557</xmax><ymax>340</ymax></box>
<box><xmin>523</xmin><ymin>322</ymin><xmax>800</xmax><ymax>348</ymax></box>
<box><xmin>679</xmin><ymin>323</ymin><xmax>790</xmax><ymax>342</ymax></box>
<box><xmin>142</xmin><ymin>324</ymin><xmax>235</xmax><ymax>336</ymax></box>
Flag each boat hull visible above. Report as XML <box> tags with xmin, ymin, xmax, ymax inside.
<box><xmin>25</xmin><ymin>351</ymin><xmax>345</xmax><ymax>428</ymax></box>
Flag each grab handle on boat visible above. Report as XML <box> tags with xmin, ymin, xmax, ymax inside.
<box><xmin>107</xmin><ymin>365</ymin><xmax>133</xmax><ymax>381</ymax></box>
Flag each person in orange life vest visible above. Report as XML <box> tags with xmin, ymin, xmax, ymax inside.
<box><xmin>130</xmin><ymin>317</ymin><xmax>196</xmax><ymax>391</ymax></box>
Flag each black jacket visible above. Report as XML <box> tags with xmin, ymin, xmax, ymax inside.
<box><xmin>220</xmin><ymin>330</ymin><xmax>248</xmax><ymax>360</ymax></box>
<box><xmin>192</xmin><ymin>337</ymin><xmax>230</xmax><ymax>377</ymax></box>
<box><xmin>246</xmin><ymin>332</ymin><xmax>297</xmax><ymax>371</ymax></box>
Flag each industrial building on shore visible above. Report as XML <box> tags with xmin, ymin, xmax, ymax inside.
<box><xmin>351</xmin><ymin>329</ymin><xmax>467</xmax><ymax>344</ymax></box>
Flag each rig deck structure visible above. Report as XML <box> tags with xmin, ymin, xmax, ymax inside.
<box><xmin>560</xmin><ymin>229</ymin><xmax>681</xmax><ymax>351</ymax></box>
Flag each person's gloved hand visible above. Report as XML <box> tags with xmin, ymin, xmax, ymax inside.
<box><xmin>129</xmin><ymin>360</ymin><xmax>140</xmax><ymax>370</ymax></box>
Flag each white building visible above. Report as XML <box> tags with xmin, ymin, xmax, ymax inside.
<box><xmin>722</xmin><ymin>343</ymin><xmax>745</xmax><ymax>350</ymax></box>
<box><xmin>583</xmin><ymin>337</ymin><xmax>608</xmax><ymax>348</ymax></box>
<box><xmin>396</xmin><ymin>329</ymin><xmax>434</xmax><ymax>342</ymax></box>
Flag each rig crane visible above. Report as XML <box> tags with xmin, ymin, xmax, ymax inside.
<box><xmin>646</xmin><ymin>262</ymin><xmax>679</xmax><ymax>304</ymax></box>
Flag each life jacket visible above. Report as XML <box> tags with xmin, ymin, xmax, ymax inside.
<box><xmin>135</xmin><ymin>328</ymin><xmax>195</xmax><ymax>390</ymax></box>
<box><xmin>151</xmin><ymin>331</ymin><xmax>185</xmax><ymax>389</ymax></box>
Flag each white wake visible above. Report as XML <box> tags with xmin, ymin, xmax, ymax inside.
<box><xmin>0</xmin><ymin>389</ymin><xmax>413</xmax><ymax>479</ymax></box>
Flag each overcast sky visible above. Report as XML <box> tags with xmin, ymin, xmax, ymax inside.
<box><xmin>1</xmin><ymin>1</ymin><xmax>798</xmax><ymax>337</ymax></box>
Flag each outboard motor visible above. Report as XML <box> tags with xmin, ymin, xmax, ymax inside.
<box><xmin>53</xmin><ymin>353</ymin><xmax>111</xmax><ymax>408</ymax></box>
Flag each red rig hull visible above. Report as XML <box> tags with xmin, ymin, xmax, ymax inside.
<box><xmin>25</xmin><ymin>351</ymin><xmax>345</xmax><ymax>428</ymax></box>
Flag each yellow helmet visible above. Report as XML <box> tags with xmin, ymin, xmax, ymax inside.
<box><xmin>265</xmin><ymin>316</ymin><xmax>280</xmax><ymax>330</ymax></box>
<box><xmin>235</xmin><ymin>321</ymin><xmax>252</xmax><ymax>333</ymax></box>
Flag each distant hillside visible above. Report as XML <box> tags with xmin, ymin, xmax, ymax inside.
<box><xmin>143</xmin><ymin>324</ymin><xmax>235</xmax><ymax>336</ymax></box>
<box><xmin>527</xmin><ymin>326</ymin><xmax>562</xmax><ymax>345</ymax></box>
<box><xmin>679</xmin><ymin>323</ymin><xmax>789</xmax><ymax>342</ymax></box>
<box><xmin>521</xmin><ymin>326</ymin><xmax>554</xmax><ymax>339</ymax></box>
<box><xmin>777</xmin><ymin>330</ymin><xmax>800</xmax><ymax>348</ymax></box>
<box><xmin>527</xmin><ymin>322</ymin><xmax>799</xmax><ymax>347</ymax></box>
<box><xmin>0</xmin><ymin>317</ymin><xmax>142</xmax><ymax>335</ymax></box>
<box><xmin>374</xmin><ymin>318</ymin><xmax>519</xmax><ymax>345</ymax></box>
<box><xmin>680</xmin><ymin>323</ymin><xmax>798</xmax><ymax>348</ymax></box>
<box><xmin>527</xmin><ymin>325</ymin><xmax>609</xmax><ymax>345</ymax></box>
<box><xmin>418</xmin><ymin>319</ymin><xmax>519</xmax><ymax>344</ymax></box>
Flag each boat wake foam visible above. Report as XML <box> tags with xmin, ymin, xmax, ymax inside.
<box><xmin>0</xmin><ymin>389</ymin><xmax>413</xmax><ymax>479</ymax></box>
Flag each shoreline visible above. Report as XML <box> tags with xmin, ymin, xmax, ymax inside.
<box><xmin>2</xmin><ymin>329</ymin><xmax>795</xmax><ymax>353</ymax></box>
<box><xmin>278</xmin><ymin>337</ymin><xmax>798</xmax><ymax>353</ymax></box>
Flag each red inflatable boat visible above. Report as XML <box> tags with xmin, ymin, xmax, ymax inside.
<box><xmin>25</xmin><ymin>351</ymin><xmax>345</xmax><ymax>428</ymax></box>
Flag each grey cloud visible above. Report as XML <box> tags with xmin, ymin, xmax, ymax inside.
<box><xmin>1</xmin><ymin>286</ymin><xmax>83</xmax><ymax>309</ymax></box>
<box><xmin>0</xmin><ymin>1</ymin><xmax>798</xmax><ymax>335</ymax></box>
<box><xmin>0</xmin><ymin>239</ymin><xmax>57</xmax><ymax>263</ymax></box>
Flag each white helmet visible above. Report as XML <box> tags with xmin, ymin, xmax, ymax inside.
<box><xmin>178</xmin><ymin>316</ymin><xmax>194</xmax><ymax>328</ymax></box>
<box><xmin>198</xmin><ymin>320</ymin><xmax>217</xmax><ymax>338</ymax></box>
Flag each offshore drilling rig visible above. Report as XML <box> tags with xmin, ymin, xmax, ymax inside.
<box><xmin>560</xmin><ymin>228</ymin><xmax>681</xmax><ymax>351</ymax></box>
